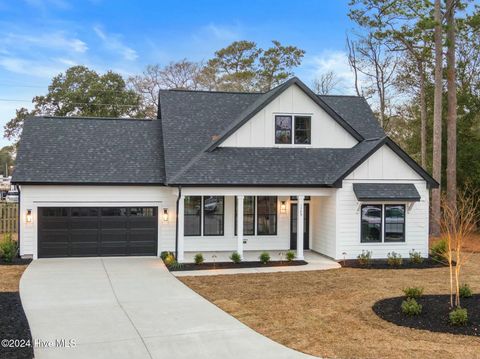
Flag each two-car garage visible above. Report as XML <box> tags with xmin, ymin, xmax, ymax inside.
<box><xmin>37</xmin><ymin>207</ymin><xmax>158</xmax><ymax>258</ymax></box>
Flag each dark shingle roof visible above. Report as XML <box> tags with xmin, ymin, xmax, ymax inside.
<box><xmin>353</xmin><ymin>183</ymin><xmax>421</xmax><ymax>201</ymax></box>
<box><xmin>13</xmin><ymin>117</ymin><xmax>165</xmax><ymax>184</ymax></box>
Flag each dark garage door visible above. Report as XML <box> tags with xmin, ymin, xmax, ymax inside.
<box><xmin>38</xmin><ymin>207</ymin><xmax>158</xmax><ymax>258</ymax></box>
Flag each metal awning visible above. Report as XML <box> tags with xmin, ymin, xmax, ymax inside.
<box><xmin>353</xmin><ymin>183</ymin><xmax>421</xmax><ymax>202</ymax></box>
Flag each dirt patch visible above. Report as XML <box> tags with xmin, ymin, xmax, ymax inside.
<box><xmin>373</xmin><ymin>294</ymin><xmax>480</xmax><ymax>337</ymax></box>
<box><xmin>430</xmin><ymin>233</ymin><xmax>480</xmax><ymax>253</ymax></box>
<box><xmin>180</xmin><ymin>254</ymin><xmax>480</xmax><ymax>359</ymax></box>
<box><xmin>168</xmin><ymin>260</ymin><xmax>307</xmax><ymax>271</ymax></box>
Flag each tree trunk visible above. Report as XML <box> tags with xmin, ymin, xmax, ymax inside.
<box><xmin>446</xmin><ymin>0</ymin><xmax>457</xmax><ymax>210</ymax></box>
<box><xmin>431</xmin><ymin>0</ymin><xmax>443</xmax><ymax>237</ymax></box>
<box><xmin>418</xmin><ymin>61</ymin><xmax>427</xmax><ymax>169</ymax></box>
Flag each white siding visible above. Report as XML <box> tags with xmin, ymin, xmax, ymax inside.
<box><xmin>221</xmin><ymin>84</ymin><xmax>358</xmax><ymax>149</ymax></box>
<box><xmin>19</xmin><ymin>185</ymin><xmax>178</xmax><ymax>258</ymax></box>
<box><xmin>311</xmin><ymin>195</ymin><xmax>336</xmax><ymax>258</ymax></box>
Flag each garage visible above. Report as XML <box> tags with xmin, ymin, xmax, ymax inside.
<box><xmin>38</xmin><ymin>207</ymin><xmax>158</xmax><ymax>258</ymax></box>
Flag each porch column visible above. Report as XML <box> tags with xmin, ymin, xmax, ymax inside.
<box><xmin>296</xmin><ymin>195</ymin><xmax>304</xmax><ymax>260</ymax></box>
<box><xmin>177</xmin><ymin>194</ymin><xmax>185</xmax><ymax>263</ymax></box>
<box><xmin>236</xmin><ymin>195</ymin><xmax>244</xmax><ymax>259</ymax></box>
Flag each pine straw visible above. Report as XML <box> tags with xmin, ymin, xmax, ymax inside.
<box><xmin>0</xmin><ymin>265</ymin><xmax>28</xmax><ymax>292</ymax></box>
<box><xmin>180</xmin><ymin>253</ymin><xmax>480</xmax><ymax>359</ymax></box>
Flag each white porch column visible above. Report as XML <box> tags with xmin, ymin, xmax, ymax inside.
<box><xmin>296</xmin><ymin>195</ymin><xmax>304</xmax><ymax>260</ymax></box>
<box><xmin>177</xmin><ymin>194</ymin><xmax>185</xmax><ymax>263</ymax></box>
<box><xmin>236</xmin><ymin>195</ymin><xmax>244</xmax><ymax>259</ymax></box>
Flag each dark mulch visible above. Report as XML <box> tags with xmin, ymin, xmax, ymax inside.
<box><xmin>168</xmin><ymin>260</ymin><xmax>308</xmax><ymax>271</ymax></box>
<box><xmin>0</xmin><ymin>258</ymin><xmax>32</xmax><ymax>266</ymax></box>
<box><xmin>0</xmin><ymin>292</ymin><xmax>34</xmax><ymax>359</ymax></box>
<box><xmin>373</xmin><ymin>294</ymin><xmax>480</xmax><ymax>336</ymax></box>
<box><xmin>341</xmin><ymin>258</ymin><xmax>449</xmax><ymax>270</ymax></box>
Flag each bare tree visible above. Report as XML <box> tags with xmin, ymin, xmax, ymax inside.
<box><xmin>312</xmin><ymin>71</ymin><xmax>340</xmax><ymax>95</ymax></box>
<box><xmin>346</xmin><ymin>36</ymin><xmax>363</xmax><ymax>97</ymax></box>
<box><xmin>431</xmin><ymin>0</ymin><xmax>444</xmax><ymax>236</ymax></box>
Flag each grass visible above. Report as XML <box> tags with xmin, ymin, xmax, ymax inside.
<box><xmin>180</xmin><ymin>237</ymin><xmax>480</xmax><ymax>359</ymax></box>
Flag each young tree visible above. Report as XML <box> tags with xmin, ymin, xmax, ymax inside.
<box><xmin>312</xmin><ymin>71</ymin><xmax>340</xmax><ymax>95</ymax></box>
<box><xmin>4</xmin><ymin>66</ymin><xmax>144</xmax><ymax>142</ymax></box>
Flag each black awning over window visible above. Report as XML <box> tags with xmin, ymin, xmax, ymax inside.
<box><xmin>353</xmin><ymin>183</ymin><xmax>421</xmax><ymax>202</ymax></box>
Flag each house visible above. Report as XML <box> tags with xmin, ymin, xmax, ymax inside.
<box><xmin>12</xmin><ymin>77</ymin><xmax>438</xmax><ymax>261</ymax></box>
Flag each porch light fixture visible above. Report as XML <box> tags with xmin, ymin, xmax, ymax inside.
<box><xmin>162</xmin><ymin>208</ymin><xmax>169</xmax><ymax>222</ymax></box>
<box><xmin>280</xmin><ymin>201</ymin><xmax>287</xmax><ymax>214</ymax></box>
<box><xmin>26</xmin><ymin>209</ymin><xmax>32</xmax><ymax>224</ymax></box>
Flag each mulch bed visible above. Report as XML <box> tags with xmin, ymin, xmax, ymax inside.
<box><xmin>0</xmin><ymin>258</ymin><xmax>32</xmax><ymax>266</ymax></box>
<box><xmin>373</xmin><ymin>294</ymin><xmax>480</xmax><ymax>336</ymax></box>
<box><xmin>0</xmin><ymin>292</ymin><xmax>34</xmax><ymax>359</ymax></box>
<box><xmin>168</xmin><ymin>260</ymin><xmax>308</xmax><ymax>271</ymax></box>
<box><xmin>341</xmin><ymin>258</ymin><xmax>449</xmax><ymax>270</ymax></box>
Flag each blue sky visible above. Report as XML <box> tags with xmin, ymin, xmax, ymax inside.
<box><xmin>0</xmin><ymin>0</ymin><xmax>357</xmax><ymax>147</ymax></box>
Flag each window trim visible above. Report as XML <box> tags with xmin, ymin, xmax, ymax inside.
<box><xmin>384</xmin><ymin>204</ymin><xmax>406</xmax><ymax>243</ymax></box>
<box><xmin>202</xmin><ymin>196</ymin><xmax>225</xmax><ymax>236</ymax></box>
<box><xmin>256</xmin><ymin>196</ymin><xmax>278</xmax><ymax>236</ymax></box>
<box><xmin>234</xmin><ymin>196</ymin><xmax>256</xmax><ymax>236</ymax></box>
<box><xmin>274</xmin><ymin>114</ymin><xmax>312</xmax><ymax>146</ymax></box>
<box><xmin>360</xmin><ymin>203</ymin><xmax>406</xmax><ymax>243</ymax></box>
<box><xmin>184</xmin><ymin>196</ymin><xmax>202</xmax><ymax>237</ymax></box>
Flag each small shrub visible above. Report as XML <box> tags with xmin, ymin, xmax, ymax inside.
<box><xmin>163</xmin><ymin>253</ymin><xmax>175</xmax><ymax>266</ymax></box>
<box><xmin>357</xmin><ymin>250</ymin><xmax>372</xmax><ymax>266</ymax></box>
<box><xmin>430</xmin><ymin>239</ymin><xmax>447</xmax><ymax>263</ymax></box>
<box><xmin>459</xmin><ymin>283</ymin><xmax>473</xmax><ymax>298</ymax></box>
<box><xmin>401</xmin><ymin>298</ymin><xmax>422</xmax><ymax>316</ymax></box>
<box><xmin>229</xmin><ymin>251</ymin><xmax>242</xmax><ymax>264</ymax></box>
<box><xmin>403</xmin><ymin>287</ymin><xmax>424</xmax><ymax>299</ymax></box>
<box><xmin>259</xmin><ymin>252</ymin><xmax>270</xmax><ymax>264</ymax></box>
<box><xmin>168</xmin><ymin>260</ymin><xmax>184</xmax><ymax>271</ymax></box>
<box><xmin>449</xmin><ymin>308</ymin><xmax>468</xmax><ymax>326</ymax></box>
<box><xmin>194</xmin><ymin>253</ymin><xmax>204</xmax><ymax>265</ymax></box>
<box><xmin>387</xmin><ymin>252</ymin><xmax>403</xmax><ymax>267</ymax></box>
<box><xmin>409</xmin><ymin>250</ymin><xmax>424</xmax><ymax>264</ymax></box>
<box><xmin>0</xmin><ymin>233</ymin><xmax>17</xmax><ymax>263</ymax></box>
<box><xmin>160</xmin><ymin>251</ymin><xmax>173</xmax><ymax>260</ymax></box>
<box><xmin>286</xmin><ymin>250</ymin><xmax>295</xmax><ymax>262</ymax></box>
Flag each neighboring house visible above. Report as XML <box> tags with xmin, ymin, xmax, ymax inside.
<box><xmin>12</xmin><ymin>77</ymin><xmax>437</xmax><ymax>261</ymax></box>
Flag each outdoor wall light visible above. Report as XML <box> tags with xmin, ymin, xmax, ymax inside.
<box><xmin>280</xmin><ymin>201</ymin><xmax>287</xmax><ymax>214</ymax></box>
<box><xmin>162</xmin><ymin>208</ymin><xmax>169</xmax><ymax>222</ymax></box>
<box><xmin>26</xmin><ymin>209</ymin><xmax>32</xmax><ymax>224</ymax></box>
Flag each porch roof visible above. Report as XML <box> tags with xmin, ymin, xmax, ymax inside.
<box><xmin>353</xmin><ymin>183</ymin><xmax>421</xmax><ymax>202</ymax></box>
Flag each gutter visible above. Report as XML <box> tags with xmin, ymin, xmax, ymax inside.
<box><xmin>17</xmin><ymin>185</ymin><xmax>21</xmax><ymax>258</ymax></box>
<box><xmin>174</xmin><ymin>186</ymin><xmax>182</xmax><ymax>259</ymax></box>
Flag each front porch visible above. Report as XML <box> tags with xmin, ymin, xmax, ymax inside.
<box><xmin>176</xmin><ymin>187</ymin><xmax>337</xmax><ymax>263</ymax></box>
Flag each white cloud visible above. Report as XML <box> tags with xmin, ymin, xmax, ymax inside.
<box><xmin>93</xmin><ymin>25</ymin><xmax>138</xmax><ymax>61</ymax></box>
<box><xmin>2</xmin><ymin>32</ymin><xmax>87</xmax><ymax>53</ymax></box>
<box><xmin>0</xmin><ymin>56</ymin><xmax>69</xmax><ymax>78</ymax></box>
<box><xmin>203</xmin><ymin>23</ymin><xmax>241</xmax><ymax>41</ymax></box>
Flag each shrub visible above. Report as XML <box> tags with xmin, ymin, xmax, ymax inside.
<box><xmin>449</xmin><ymin>308</ymin><xmax>468</xmax><ymax>326</ymax></box>
<box><xmin>0</xmin><ymin>233</ymin><xmax>17</xmax><ymax>263</ymax></box>
<box><xmin>160</xmin><ymin>251</ymin><xmax>173</xmax><ymax>260</ymax></box>
<box><xmin>409</xmin><ymin>250</ymin><xmax>424</xmax><ymax>264</ymax></box>
<box><xmin>403</xmin><ymin>287</ymin><xmax>424</xmax><ymax>299</ymax></box>
<box><xmin>430</xmin><ymin>239</ymin><xmax>447</xmax><ymax>263</ymax></box>
<box><xmin>286</xmin><ymin>250</ymin><xmax>295</xmax><ymax>262</ymax></box>
<box><xmin>459</xmin><ymin>283</ymin><xmax>473</xmax><ymax>298</ymax></box>
<box><xmin>259</xmin><ymin>252</ymin><xmax>270</xmax><ymax>264</ymax></box>
<box><xmin>163</xmin><ymin>253</ymin><xmax>175</xmax><ymax>266</ymax></box>
<box><xmin>401</xmin><ymin>298</ymin><xmax>422</xmax><ymax>316</ymax></box>
<box><xmin>194</xmin><ymin>253</ymin><xmax>204</xmax><ymax>265</ymax></box>
<box><xmin>357</xmin><ymin>250</ymin><xmax>372</xmax><ymax>266</ymax></box>
<box><xmin>168</xmin><ymin>260</ymin><xmax>184</xmax><ymax>271</ymax></box>
<box><xmin>229</xmin><ymin>251</ymin><xmax>242</xmax><ymax>264</ymax></box>
<box><xmin>387</xmin><ymin>252</ymin><xmax>403</xmax><ymax>267</ymax></box>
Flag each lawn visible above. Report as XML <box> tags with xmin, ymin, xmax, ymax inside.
<box><xmin>180</xmin><ymin>245</ymin><xmax>480</xmax><ymax>359</ymax></box>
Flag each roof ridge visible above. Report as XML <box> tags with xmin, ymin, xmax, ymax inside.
<box><xmin>161</xmin><ymin>89</ymin><xmax>264</xmax><ymax>95</ymax></box>
<box><xmin>31</xmin><ymin>116</ymin><xmax>154</xmax><ymax>122</ymax></box>
<box><xmin>318</xmin><ymin>94</ymin><xmax>363</xmax><ymax>98</ymax></box>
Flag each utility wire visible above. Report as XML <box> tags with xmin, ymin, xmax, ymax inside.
<box><xmin>0</xmin><ymin>98</ymin><xmax>143</xmax><ymax>107</ymax></box>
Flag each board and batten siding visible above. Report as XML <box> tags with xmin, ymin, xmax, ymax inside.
<box><xmin>335</xmin><ymin>144</ymin><xmax>429</xmax><ymax>260</ymax></box>
<box><xmin>220</xmin><ymin>84</ymin><xmax>358</xmax><ymax>149</ymax></box>
<box><xmin>18</xmin><ymin>185</ymin><xmax>178</xmax><ymax>258</ymax></box>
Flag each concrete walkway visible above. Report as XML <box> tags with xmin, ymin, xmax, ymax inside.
<box><xmin>20</xmin><ymin>257</ymin><xmax>315</xmax><ymax>359</ymax></box>
<box><xmin>175</xmin><ymin>250</ymin><xmax>340</xmax><ymax>277</ymax></box>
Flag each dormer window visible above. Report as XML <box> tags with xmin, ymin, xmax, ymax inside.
<box><xmin>275</xmin><ymin>115</ymin><xmax>311</xmax><ymax>145</ymax></box>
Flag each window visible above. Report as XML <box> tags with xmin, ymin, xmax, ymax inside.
<box><xmin>257</xmin><ymin>196</ymin><xmax>277</xmax><ymax>235</ymax></box>
<box><xmin>384</xmin><ymin>205</ymin><xmax>405</xmax><ymax>242</ymax></box>
<box><xmin>129</xmin><ymin>207</ymin><xmax>156</xmax><ymax>217</ymax></box>
<box><xmin>294</xmin><ymin>116</ymin><xmax>311</xmax><ymax>144</ymax></box>
<box><xmin>101</xmin><ymin>208</ymin><xmax>127</xmax><ymax>216</ymax></box>
<box><xmin>72</xmin><ymin>208</ymin><xmax>99</xmax><ymax>217</ymax></box>
<box><xmin>42</xmin><ymin>208</ymin><xmax>68</xmax><ymax>217</ymax></box>
<box><xmin>203</xmin><ymin>196</ymin><xmax>224</xmax><ymax>236</ymax></box>
<box><xmin>275</xmin><ymin>115</ymin><xmax>292</xmax><ymax>144</ymax></box>
<box><xmin>361</xmin><ymin>205</ymin><xmax>382</xmax><ymax>243</ymax></box>
<box><xmin>184</xmin><ymin>196</ymin><xmax>201</xmax><ymax>236</ymax></box>
<box><xmin>234</xmin><ymin>196</ymin><xmax>255</xmax><ymax>235</ymax></box>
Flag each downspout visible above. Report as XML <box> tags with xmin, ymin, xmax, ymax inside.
<box><xmin>175</xmin><ymin>186</ymin><xmax>182</xmax><ymax>259</ymax></box>
<box><xmin>17</xmin><ymin>185</ymin><xmax>21</xmax><ymax>258</ymax></box>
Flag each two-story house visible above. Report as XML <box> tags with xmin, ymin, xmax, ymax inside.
<box><xmin>13</xmin><ymin>77</ymin><xmax>438</xmax><ymax>261</ymax></box>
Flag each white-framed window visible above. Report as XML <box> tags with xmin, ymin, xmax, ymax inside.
<box><xmin>274</xmin><ymin>115</ymin><xmax>311</xmax><ymax>145</ymax></box>
<box><xmin>360</xmin><ymin>204</ymin><xmax>405</xmax><ymax>243</ymax></box>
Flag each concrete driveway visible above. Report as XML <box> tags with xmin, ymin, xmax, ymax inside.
<box><xmin>20</xmin><ymin>257</ymin><xmax>314</xmax><ymax>359</ymax></box>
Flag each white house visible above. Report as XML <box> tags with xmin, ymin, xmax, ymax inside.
<box><xmin>13</xmin><ymin>77</ymin><xmax>437</xmax><ymax>261</ymax></box>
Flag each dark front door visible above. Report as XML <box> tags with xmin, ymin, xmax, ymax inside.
<box><xmin>38</xmin><ymin>207</ymin><xmax>158</xmax><ymax>258</ymax></box>
<box><xmin>290</xmin><ymin>203</ymin><xmax>309</xmax><ymax>250</ymax></box>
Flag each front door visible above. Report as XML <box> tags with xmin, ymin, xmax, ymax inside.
<box><xmin>290</xmin><ymin>203</ymin><xmax>309</xmax><ymax>250</ymax></box>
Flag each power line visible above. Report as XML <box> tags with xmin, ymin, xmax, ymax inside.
<box><xmin>0</xmin><ymin>98</ymin><xmax>143</xmax><ymax>107</ymax></box>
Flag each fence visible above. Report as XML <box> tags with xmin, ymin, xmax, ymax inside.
<box><xmin>0</xmin><ymin>202</ymin><xmax>18</xmax><ymax>233</ymax></box>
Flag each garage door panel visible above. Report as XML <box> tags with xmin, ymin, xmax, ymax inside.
<box><xmin>38</xmin><ymin>207</ymin><xmax>157</xmax><ymax>258</ymax></box>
